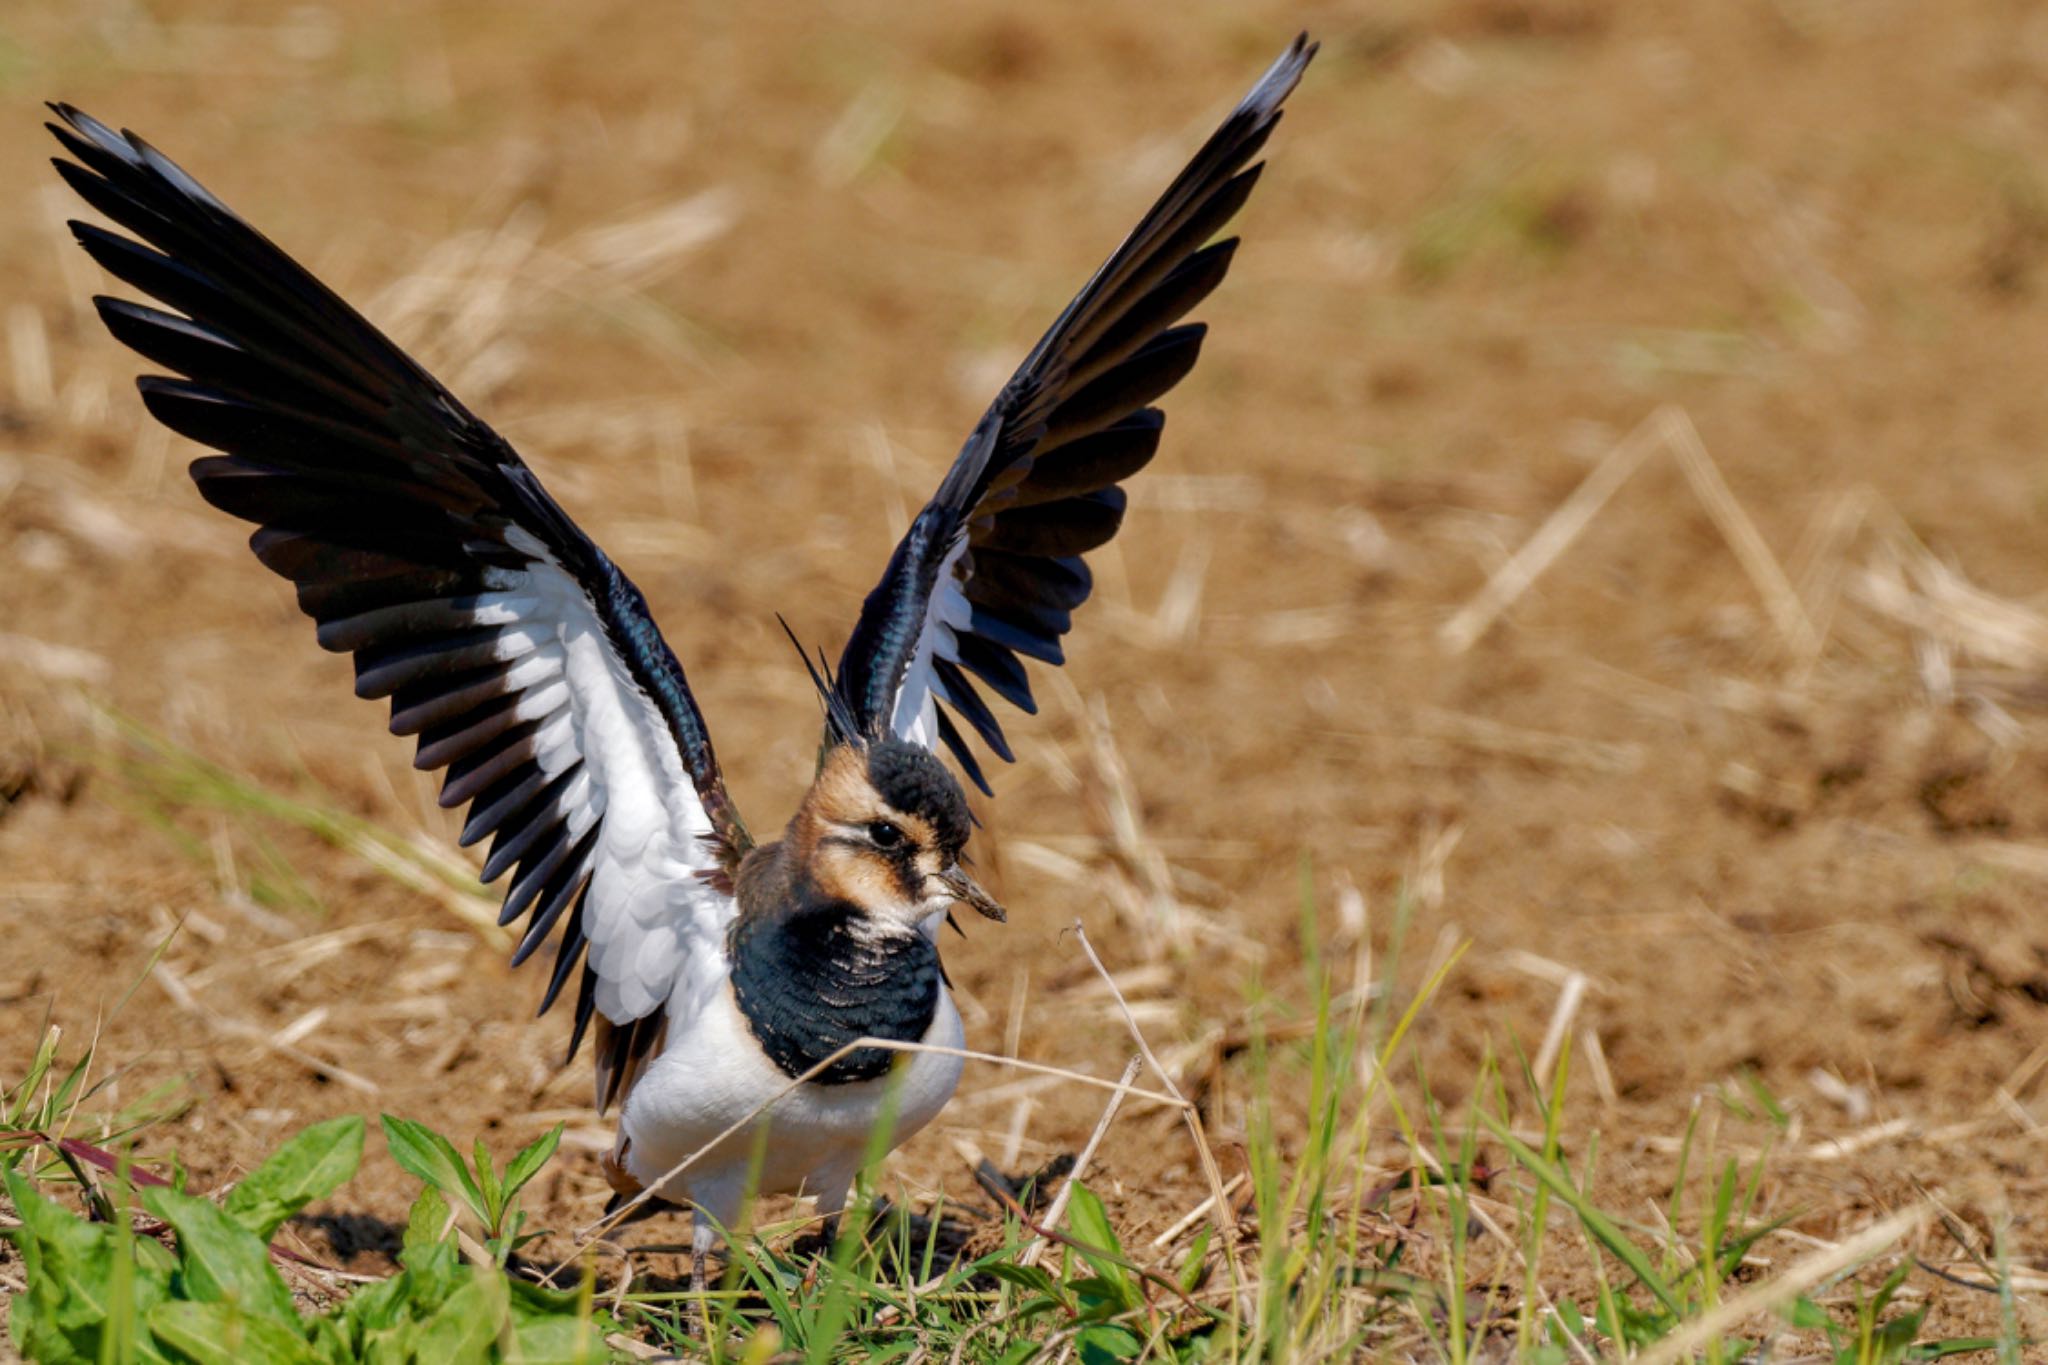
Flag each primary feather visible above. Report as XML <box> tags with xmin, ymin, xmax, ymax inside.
<box><xmin>832</xmin><ymin>34</ymin><xmax>1317</xmax><ymax>791</ymax></box>
<box><xmin>48</xmin><ymin>103</ymin><xmax>748</xmax><ymax>1112</ymax></box>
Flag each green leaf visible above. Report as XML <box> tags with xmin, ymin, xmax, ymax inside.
<box><xmin>141</xmin><ymin>1184</ymin><xmax>300</xmax><ymax>1328</ymax></box>
<box><xmin>146</xmin><ymin>1301</ymin><xmax>313</xmax><ymax>1364</ymax></box>
<box><xmin>511</xmin><ymin>1311</ymin><xmax>612</xmax><ymax>1364</ymax></box>
<box><xmin>103</xmin><ymin>1177</ymin><xmax>176</xmax><ymax>1365</ymax></box>
<box><xmin>1064</xmin><ymin>1184</ymin><xmax>1139</xmax><ymax>1311</ymax></box>
<box><xmin>3</xmin><ymin>1026</ymin><xmax>62</xmax><ymax>1128</ymax></box>
<box><xmin>2</xmin><ymin>1166</ymin><xmax>180</xmax><ymax>1362</ymax></box>
<box><xmin>472</xmin><ymin>1137</ymin><xmax>504</xmax><ymax>1229</ymax></box>
<box><xmin>225</xmin><ymin>1116</ymin><xmax>365</xmax><ymax>1242</ymax></box>
<box><xmin>1715</xmin><ymin>1210</ymin><xmax>1798</xmax><ymax>1281</ymax></box>
<box><xmin>1178</xmin><ymin>1225</ymin><xmax>1213</xmax><ymax>1294</ymax></box>
<box><xmin>500</xmin><ymin>1123</ymin><xmax>563</xmax><ymax>1207</ymax></box>
<box><xmin>5</xmin><ymin>1166</ymin><xmax>114</xmax><ymax>1331</ymax></box>
<box><xmin>412</xmin><ymin>1268</ymin><xmax>507</xmax><ymax>1362</ymax></box>
<box><xmin>1076</xmin><ymin>1322</ymin><xmax>1145</xmax><ymax>1364</ymax></box>
<box><xmin>980</xmin><ymin>1261</ymin><xmax>1062</xmax><ymax>1299</ymax></box>
<box><xmin>399</xmin><ymin>1187</ymin><xmax>462</xmax><ymax>1302</ymax></box>
<box><xmin>317</xmin><ymin>1272</ymin><xmax>411</xmax><ymax>1352</ymax></box>
<box><xmin>506</xmin><ymin>1275</ymin><xmax>587</xmax><ymax>1319</ymax></box>
<box><xmin>1072</xmin><ymin>1276</ymin><xmax>1138</xmax><ymax>1320</ymax></box>
<box><xmin>403</xmin><ymin>1186</ymin><xmax>451</xmax><ymax>1259</ymax></box>
<box><xmin>1781</xmin><ymin>1295</ymin><xmax>1834</xmax><ymax>1332</ymax></box>
<box><xmin>1012</xmin><ymin>1295</ymin><xmax>1071</xmax><ymax>1322</ymax></box>
<box><xmin>1869</xmin><ymin>1258</ymin><xmax>1916</xmax><ymax>1316</ymax></box>
<box><xmin>502</xmin><ymin>1225</ymin><xmax>545</xmax><ymax>1261</ymax></box>
<box><xmin>1866</xmin><ymin>1308</ymin><xmax>1929</xmax><ymax>1363</ymax></box>
<box><xmin>379</xmin><ymin>1115</ymin><xmax>486</xmax><ymax>1225</ymax></box>
<box><xmin>1479</xmin><ymin>1113</ymin><xmax>1685</xmax><ymax>1318</ymax></box>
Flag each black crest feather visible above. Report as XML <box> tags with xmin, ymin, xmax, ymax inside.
<box><xmin>777</xmin><ymin>614</ymin><xmax>864</xmax><ymax>751</ymax></box>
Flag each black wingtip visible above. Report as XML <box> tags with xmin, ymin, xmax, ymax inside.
<box><xmin>47</xmin><ymin>103</ymin><xmax>132</xmax><ymax>163</ymax></box>
<box><xmin>45</xmin><ymin>101</ymin><xmax>87</xmax><ymax>134</ymax></box>
<box><xmin>1236</xmin><ymin>32</ymin><xmax>1318</xmax><ymax>125</ymax></box>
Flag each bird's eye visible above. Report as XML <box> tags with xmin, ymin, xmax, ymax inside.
<box><xmin>867</xmin><ymin>821</ymin><xmax>906</xmax><ymax>850</ymax></box>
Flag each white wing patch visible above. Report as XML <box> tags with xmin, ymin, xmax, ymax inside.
<box><xmin>465</xmin><ymin>549</ymin><xmax>736</xmax><ymax>1030</ymax></box>
<box><xmin>887</xmin><ymin>535</ymin><xmax>973</xmax><ymax>753</ymax></box>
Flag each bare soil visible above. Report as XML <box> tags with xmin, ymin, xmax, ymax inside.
<box><xmin>5</xmin><ymin>0</ymin><xmax>2048</xmax><ymax>1350</ymax></box>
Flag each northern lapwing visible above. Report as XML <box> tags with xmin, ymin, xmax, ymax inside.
<box><xmin>48</xmin><ymin>32</ymin><xmax>1315</xmax><ymax>1282</ymax></box>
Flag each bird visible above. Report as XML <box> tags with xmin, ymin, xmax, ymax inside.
<box><xmin>47</xmin><ymin>32</ymin><xmax>1316</xmax><ymax>1283</ymax></box>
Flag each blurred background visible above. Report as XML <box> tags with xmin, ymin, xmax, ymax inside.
<box><xmin>3</xmin><ymin>0</ymin><xmax>2047</xmax><ymax>1339</ymax></box>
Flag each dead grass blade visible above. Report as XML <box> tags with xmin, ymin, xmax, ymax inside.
<box><xmin>1633</xmin><ymin>1206</ymin><xmax>1931</xmax><ymax>1365</ymax></box>
<box><xmin>1662</xmin><ymin>407</ymin><xmax>1820</xmax><ymax>662</ymax></box>
<box><xmin>1018</xmin><ymin>1054</ymin><xmax>1143</xmax><ymax>1269</ymax></box>
<box><xmin>1070</xmin><ymin>920</ymin><xmax>1239</xmax><ymax>1262</ymax></box>
<box><xmin>1440</xmin><ymin>408</ymin><xmax>1667</xmax><ymax>654</ymax></box>
<box><xmin>151</xmin><ymin>961</ymin><xmax>379</xmax><ymax>1095</ymax></box>
<box><xmin>1441</xmin><ymin>405</ymin><xmax>1819</xmax><ymax>664</ymax></box>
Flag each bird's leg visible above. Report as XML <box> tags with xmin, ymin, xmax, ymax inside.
<box><xmin>689</xmin><ymin>1211</ymin><xmax>717</xmax><ymax>1334</ymax></box>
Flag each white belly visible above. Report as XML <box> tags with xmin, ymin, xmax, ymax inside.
<box><xmin>618</xmin><ymin>981</ymin><xmax>965</xmax><ymax>1226</ymax></box>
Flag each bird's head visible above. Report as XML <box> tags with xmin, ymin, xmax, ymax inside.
<box><xmin>793</xmin><ymin>738</ymin><xmax>1005</xmax><ymax>930</ymax></box>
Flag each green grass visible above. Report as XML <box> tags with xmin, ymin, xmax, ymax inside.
<box><xmin>4</xmin><ymin>752</ymin><xmax>2033</xmax><ymax>1360</ymax></box>
<box><xmin>592</xmin><ymin>878</ymin><xmax>2024</xmax><ymax>1361</ymax></box>
<box><xmin>4</xmin><ymin>1113</ymin><xmax>611</xmax><ymax>1362</ymax></box>
<box><xmin>2</xmin><ymin>919</ymin><xmax>195</xmax><ymax>1197</ymax></box>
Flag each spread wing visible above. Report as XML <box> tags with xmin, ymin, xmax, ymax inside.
<box><xmin>830</xmin><ymin>35</ymin><xmax>1315</xmax><ymax>792</ymax></box>
<box><xmin>49</xmin><ymin>105</ymin><xmax>746</xmax><ymax>1111</ymax></box>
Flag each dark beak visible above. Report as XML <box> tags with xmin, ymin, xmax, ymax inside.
<box><xmin>936</xmin><ymin>864</ymin><xmax>1006</xmax><ymax>923</ymax></box>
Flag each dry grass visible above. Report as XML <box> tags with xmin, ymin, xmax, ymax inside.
<box><xmin>6</xmin><ymin>0</ymin><xmax>2048</xmax><ymax>1357</ymax></box>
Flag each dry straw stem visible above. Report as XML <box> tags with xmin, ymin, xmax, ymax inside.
<box><xmin>1662</xmin><ymin>408</ymin><xmax>1820</xmax><ymax>663</ymax></box>
<box><xmin>1630</xmin><ymin>1112</ymin><xmax>1931</xmax><ymax>1167</ymax></box>
<box><xmin>1074</xmin><ymin>686</ymin><xmax>1193</xmax><ymax>957</ymax></box>
<box><xmin>1798</xmin><ymin>1116</ymin><xmax>1915</xmax><ymax>1162</ymax></box>
<box><xmin>1417</xmin><ymin>706</ymin><xmax>1642</xmax><ymax>775</ymax></box>
<box><xmin>1148</xmin><ymin>1172</ymin><xmax>1249</xmax><ymax>1251</ymax></box>
<box><xmin>1068</xmin><ymin>922</ymin><xmax>1237</xmax><ymax>1245</ymax></box>
<box><xmin>1783</xmin><ymin>484</ymin><xmax>1879</xmax><ymax>687</ymax></box>
<box><xmin>1018</xmin><ymin>1054</ymin><xmax>1145</xmax><ymax>1269</ymax></box>
<box><xmin>151</xmin><ymin>960</ymin><xmax>379</xmax><ymax>1095</ymax></box>
<box><xmin>183</xmin><ymin>918</ymin><xmax>408</xmax><ymax>991</ymax></box>
<box><xmin>366</xmin><ymin>187</ymin><xmax>736</xmax><ymax>395</ymax></box>
<box><xmin>1531</xmin><ymin>970</ymin><xmax>1587</xmax><ymax>1093</ymax></box>
<box><xmin>0</xmin><ymin>632</ymin><xmax>112</xmax><ymax>687</ymax></box>
<box><xmin>1853</xmin><ymin>531</ymin><xmax>2048</xmax><ymax>672</ymax></box>
<box><xmin>8</xmin><ymin>302</ymin><xmax>53</xmax><ymax>414</ymax></box>
<box><xmin>1439</xmin><ymin>405</ymin><xmax>1818</xmax><ymax>663</ymax></box>
<box><xmin>1633</xmin><ymin>1205</ymin><xmax>1930</xmax><ymax>1365</ymax></box>
<box><xmin>346</xmin><ymin>834</ymin><xmax>507</xmax><ymax>946</ymax></box>
<box><xmin>1316</xmin><ymin>707</ymin><xmax>1643</xmax><ymax>777</ymax></box>
<box><xmin>1439</xmin><ymin>408</ymin><xmax>1666</xmax><ymax>654</ymax></box>
<box><xmin>1578</xmin><ymin>1026</ymin><xmax>1619</xmax><ymax>1107</ymax></box>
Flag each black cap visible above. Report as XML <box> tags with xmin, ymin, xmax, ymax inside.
<box><xmin>866</xmin><ymin>740</ymin><xmax>970</xmax><ymax>853</ymax></box>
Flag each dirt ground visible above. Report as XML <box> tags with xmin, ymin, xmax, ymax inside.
<box><xmin>5</xmin><ymin>0</ymin><xmax>2048</xmax><ymax>1351</ymax></box>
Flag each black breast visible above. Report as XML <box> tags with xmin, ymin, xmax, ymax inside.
<box><xmin>728</xmin><ymin>903</ymin><xmax>941</xmax><ymax>1085</ymax></box>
